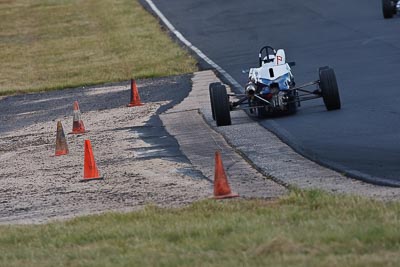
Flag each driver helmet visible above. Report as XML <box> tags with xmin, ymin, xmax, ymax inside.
<box><xmin>263</xmin><ymin>55</ymin><xmax>275</xmax><ymax>64</ymax></box>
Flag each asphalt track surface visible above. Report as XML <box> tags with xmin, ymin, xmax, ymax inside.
<box><xmin>144</xmin><ymin>0</ymin><xmax>400</xmax><ymax>186</ymax></box>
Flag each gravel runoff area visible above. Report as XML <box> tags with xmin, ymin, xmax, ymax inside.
<box><xmin>0</xmin><ymin>75</ymin><xmax>213</xmax><ymax>224</ymax></box>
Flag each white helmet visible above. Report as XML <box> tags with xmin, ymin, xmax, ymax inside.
<box><xmin>262</xmin><ymin>55</ymin><xmax>275</xmax><ymax>65</ymax></box>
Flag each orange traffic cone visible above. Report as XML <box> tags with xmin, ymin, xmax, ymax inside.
<box><xmin>80</xmin><ymin>139</ymin><xmax>103</xmax><ymax>182</ymax></box>
<box><xmin>55</xmin><ymin>121</ymin><xmax>69</xmax><ymax>156</ymax></box>
<box><xmin>70</xmin><ymin>101</ymin><xmax>86</xmax><ymax>134</ymax></box>
<box><xmin>213</xmin><ymin>151</ymin><xmax>239</xmax><ymax>199</ymax></box>
<box><xmin>127</xmin><ymin>79</ymin><xmax>143</xmax><ymax>107</ymax></box>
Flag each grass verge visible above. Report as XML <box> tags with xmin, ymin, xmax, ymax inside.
<box><xmin>0</xmin><ymin>0</ymin><xmax>197</xmax><ymax>95</ymax></box>
<box><xmin>1</xmin><ymin>190</ymin><xmax>399</xmax><ymax>267</ymax></box>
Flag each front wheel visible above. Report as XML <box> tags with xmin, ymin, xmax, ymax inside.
<box><xmin>319</xmin><ymin>67</ymin><xmax>341</xmax><ymax>111</ymax></box>
<box><xmin>286</xmin><ymin>90</ymin><xmax>299</xmax><ymax>114</ymax></box>
<box><xmin>210</xmin><ymin>84</ymin><xmax>231</xmax><ymax>126</ymax></box>
<box><xmin>382</xmin><ymin>0</ymin><xmax>395</xmax><ymax>18</ymax></box>
<box><xmin>256</xmin><ymin>106</ymin><xmax>269</xmax><ymax>118</ymax></box>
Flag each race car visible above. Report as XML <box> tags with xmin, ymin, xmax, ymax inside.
<box><xmin>382</xmin><ymin>0</ymin><xmax>400</xmax><ymax>18</ymax></box>
<box><xmin>209</xmin><ymin>46</ymin><xmax>341</xmax><ymax>126</ymax></box>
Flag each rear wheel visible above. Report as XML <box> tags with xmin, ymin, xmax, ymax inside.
<box><xmin>319</xmin><ymin>67</ymin><xmax>341</xmax><ymax>111</ymax></box>
<box><xmin>319</xmin><ymin>66</ymin><xmax>329</xmax><ymax>72</ymax></box>
<box><xmin>210</xmin><ymin>84</ymin><xmax>231</xmax><ymax>126</ymax></box>
<box><xmin>382</xmin><ymin>0</ymin><xmax>394</xmax><ymax>18</ymax></box>
<box><xmin>209</xmin><ymin>82</ymin><xmax>221</xmax><ymax>120</ymax></box>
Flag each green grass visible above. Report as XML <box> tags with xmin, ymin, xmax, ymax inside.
<box><xmin>1</xmin><ymin>190</ymin><xmax>400</xmax><ymax>267</ymax></box>
<box><xmin>0</xmin><ymin>0</ymin><xmax>197</xmax><ymax>95</ymax></box>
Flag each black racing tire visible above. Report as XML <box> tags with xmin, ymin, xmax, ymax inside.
<box><xmin>209</xmin><ymin>82</ymin><xmax>221</xmax><ymax>120</ymax></box>
<box><xmin>257</xmin><ymin>106</ymin><xmax>268</xmax><ymax>118</ymax></box>
<box><xmin>210</xmin><ymin>84</ymin><xmax>231</xmax><ymax>126</ymax></box>
<box><xmin>319</xmin><ymin>67</ymin><xmax>341</xmax><ymax>111</ymax></box>
<box><xmin>382</xmin><ymin>0</ymin><xmax>394</xmax><ymax>18</ymax></box>
<box><xmin>286</xmin><ymin>90</ymin><xmax>298</xmax><ymax>114</ymax></box>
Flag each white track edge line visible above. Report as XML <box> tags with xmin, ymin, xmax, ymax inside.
<box><xmin>144</xmin><ymin>0</ymin><xmax>242</xmax><ymax>89</ymax></box>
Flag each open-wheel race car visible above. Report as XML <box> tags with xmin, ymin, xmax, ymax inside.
<box><xmin>209</xmin><ymin>46</ymin><xmax>341</xmax><ymax>126</ymax></box>
<box><xmin>382</xmin><ymin>0</ymin><xmax>400</xmax><ymax>18</ymax></box>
